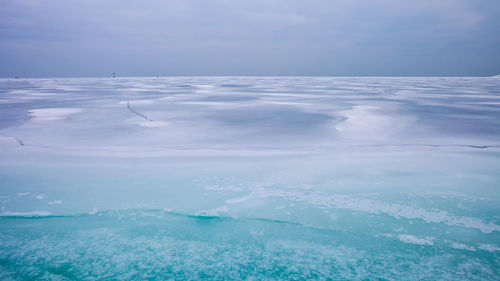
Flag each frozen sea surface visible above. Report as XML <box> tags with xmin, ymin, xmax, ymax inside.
<box><xmin>0</xmin><ymin>77</ymin><xmax>500</xmax><ymax>280</ymax></box>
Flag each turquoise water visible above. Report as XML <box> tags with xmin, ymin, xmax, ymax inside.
<box><xmin>1</xmin><ymin>209</ymin><xmax>498</xmax><ymax>280</ymax></box>
<box><xmin>1</xmin><ymin>77</ymin><xmax>500</xmax><ymax>280</ymax></box>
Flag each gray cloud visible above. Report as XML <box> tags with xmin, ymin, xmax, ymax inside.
<box><xmin>0</xmin><ymin>0</ymin><xmax>499</xmax><ymax>77</ymax></box>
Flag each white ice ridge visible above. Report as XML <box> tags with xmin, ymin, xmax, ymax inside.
<box><xmin>138</xmin><ymin>121</ymin><xmax>169</xmax><ymax>128</ymax></box>
<box><xmin>16</xmin><ymin>192</ymin><xmax>30</xmax><ymax>197</ymax></box>
<box><xmin>478</xmin><ymin>244</ymin><xmax>500</xmax><ymax>252</ymax></box>
<box><xmin>36</xmin><ymin>194</ymin><xmax>47</xmax><ymax>200</ymax></box>
<box><xmin>225</xmin><ymin>189</ymin><xmax>500</xmax><ymax>233</ymax></box>
<box><xmin>27</xmin><ymin>108</ymin><xmax>83</xmax><ymax>122</ymax></box>
<box><xmin>0</xmin><ymin>211</ymin><xmax>51</xmax><ymax>217</ymax></box>
<box><xmin>383</xmin><ymin>234</ymin><xmax>434</xmax><ymax>246</ymax></box>
<box><xmin>194</xmin><ymin>206</ymin><xmax>229</xmax><ymax>217</ymax></box>
<box><xmin>448</xmin><ymin>241</ymin><xmax>476</xmax><ymax>251</ymax></box>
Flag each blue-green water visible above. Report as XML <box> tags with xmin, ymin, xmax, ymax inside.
<box><xmin>1</xmin><ymin>77</ymin><xmax>500</xmax><ymax>280</ymax></box>
<box><xmin>1</xmin><ymin>210</ymin><xmax>499</xmax><ymax>280</ymax></box>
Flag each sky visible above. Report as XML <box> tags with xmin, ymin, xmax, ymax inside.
<box><xmin>0</xmin><ymin>0</ymin><xmax>499</xmax><ymax>77</ymax></box>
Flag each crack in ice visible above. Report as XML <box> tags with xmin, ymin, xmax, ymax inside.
<box><xmin>127</xmin><ymin>101</ymin><xmax>153</xmax><ymax>121</ymax></box>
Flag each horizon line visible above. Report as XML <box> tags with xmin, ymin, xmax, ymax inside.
<box><xmin>1</xmin><ymin>74</ymin><xmax>499</xmax><ymax>79</ymax></box>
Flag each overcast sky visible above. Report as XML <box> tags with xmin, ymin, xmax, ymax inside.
<box><xmin>1</xmin><ymin>0</ymin><xmax>499</xmax><ymax>77</ymax></box>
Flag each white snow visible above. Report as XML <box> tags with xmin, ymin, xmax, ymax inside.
<box><xmin>27</xmin><ymin>108</ymin><xmax>83</xmax><ymax>122</ymax></box>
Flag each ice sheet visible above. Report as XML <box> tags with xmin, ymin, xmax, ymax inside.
<box><xmin>0</xmin><ymin>77</ymin><xmax>499</xmax><ymax>279</ymax></box>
